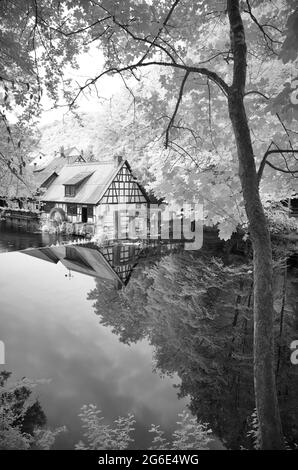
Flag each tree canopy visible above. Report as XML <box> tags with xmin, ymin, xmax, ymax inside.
<box><xmin>1</xmin><ymin>1</ymin><xmax>298</xmax><ymax>235</ymax></box>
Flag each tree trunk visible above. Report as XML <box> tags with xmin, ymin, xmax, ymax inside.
<box><xmin>227</xmin><ymin>0</ymin><xmax>284</xmax><ymax>449</ymax></box>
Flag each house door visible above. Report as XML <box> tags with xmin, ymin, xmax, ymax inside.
<box><xmin>82</xmin><ymin>206</ymin><xmax>88</xmax><ymax>223</ymax></box>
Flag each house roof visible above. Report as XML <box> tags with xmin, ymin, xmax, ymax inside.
<box><xmin>23</xmin><ymin>244</ymin><xmax>125</xmax><ymax>286</ymax></box>
<box><xmin>63</xmin><ymin>146</ymin><xmax>80</xmax><ymax>157</ymax></box>
<box><xmin>41</xmin><ymin>160</ymin><xmax>147</xmax><ymax>205</ymax></box>
<box><xmin>23</xmin><ymin>247</ymin><xmax>60</xmax><ymax>264</ymax></box>
<box><xmin>33</xmin><ymin>154</ymin><xmax>80</xmax><ymax>187</ymax></box>
<box><xmin>39</xmin><ymin>171</ymin><xmax>59</xmax><ymax>188</ymax></box>
<box><xmin>63</xmin><ymin>171</ymin><xmax>94</xmax><ymax>186</ymax></box>
<box><xmin>35</xmin><ymin>154</ymin><xmax>79</xmax><ymax>173</ymax></box>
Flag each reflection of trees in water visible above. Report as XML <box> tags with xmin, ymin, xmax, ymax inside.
<box><xmin>0</xmin><ymin>371</ymin><xmax>46</xmax><ymax>437</ymax></box>
<box><xmin>274</xmin><ymin>256</ymin><xmax>298</xmax><ymax>447</ymax></box>
<box><xmin>0</xmin><ymin>371</ymin><xmax>66</xmax><ymax>449</ymax></box>
<box><xmin>88</xmin><ymin>250</ymin><xmax>298</xmax><ymax>449</ymax></box>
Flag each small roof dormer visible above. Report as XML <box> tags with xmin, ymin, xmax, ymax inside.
<box><xmin>63</xmin><ymin>171</ymin><xmax>94</xmax><ymax>198</ymax></box>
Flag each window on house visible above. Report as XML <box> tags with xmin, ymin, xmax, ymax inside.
<box><xmin>87</xmin><ymin>206</ymin><xmax>93</xmax><ymax>218</ymax></box>
<box><xmin>43</xmin><ymin>202</ymin><xmax>55</xmax><ymax>213</ymax></box>
<box><xmin>65</xmin><ymin>185</ymin><xmax>76</xmax><ymax>197</ymax></box>
<box><xmin>63</xmin><ymin>172</ymin><xmax>94</xmax><ymax>198</ymax></box>
<box><xmin>67</xmin><ymin>204</ymin><xmax>77</xmax><ymax>216</ymax></box>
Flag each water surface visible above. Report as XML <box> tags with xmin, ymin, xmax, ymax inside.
<box><xmin>1</xmin><ymin>225</ymin><xmax>296</xmax><ymax>449</ymax></box>
<box><xmin>0</xmin><ymin>221</ymin><xmax>67</xmax><ymax>253</ymax></box>
<box><xmin>0</xmin><ymin>248</ymin><xmax>187</xmax><ymax>449</ymax></box>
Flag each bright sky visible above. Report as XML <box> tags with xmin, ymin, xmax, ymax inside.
<box><xmin>39</xmin><ymin>44</ymin><xmax>123</xmax><ymax>125</ymax></box>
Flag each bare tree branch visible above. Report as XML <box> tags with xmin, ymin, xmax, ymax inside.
<box><xmin>244</xmin><ymin>0</ymin><xmax>282</xmax><ymax>54</ymax></box>
<box><xmin>244</xmin><ymin>90</ymin><xmax>270</xmax><ymax>100</ymax></box>
<box><xmin>258</xmin><ymin>144</ymin><xmax>298</xmax><ymax>182</ymax></box>
<box><xmin>107</xmin><ymin>14</ymin><xmax>178</xmax><ymax>64</ymax></box>
<box><xmin>0</xmin><ymin>151</ymin><xmax>32</xmax><ymax>193</ymax></box>
<box><xmin>37</xmin><ymin>7</ymin><xmax>112</xmax><ymax>37</ymax></box>
<box><xmin>165</xmin><ymin>70</ymin><xmax>189</xmax><ymax>148</ymax></box>
<box><xmin>70</xmin><ymin>59</ymin><xmax>229</xmax><ymax>107</ymax></box>
<box><xmin>265</xmin><ymin>159</ymin><xmax>298</xmax><ymax>176</ymax></box>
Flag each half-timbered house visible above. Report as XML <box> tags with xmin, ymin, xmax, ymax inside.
<box><xmin>41</xmin><ymin>157</ymin><xmax>150</xmax><ymax>237</ymax></box>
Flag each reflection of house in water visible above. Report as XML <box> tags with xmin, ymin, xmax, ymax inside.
<box><xmin>23</xmin><ymin>243</ymin><xmax>142</xmax><ymax>289</ymax></box>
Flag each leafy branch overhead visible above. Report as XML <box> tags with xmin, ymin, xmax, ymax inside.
<box><xmin>56</xmin><ymin>0</ymin><xmax>297</xmax><ymax>238</ymax></box>
<box><xmin>1</xmin><ymin>1</ymin><xmax>297</xmax><ymax>231</ymax></box>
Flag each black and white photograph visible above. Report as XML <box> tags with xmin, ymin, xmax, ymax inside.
<box><xmin>0</xmin><ymin>0</ymin><xmax>297</xmax><ymax>459</ymax></box>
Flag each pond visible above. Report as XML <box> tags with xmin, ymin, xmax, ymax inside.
<box><xmin>0</xmin><ymin>226</ymin><xmax>297</xmax><ymax>450</ymax></box>
<box><xmin>0</xmin><ymin>221</ymin><xmax>68</xmax><ymax>253</ymax></box>
<box><xmin>0</xmin><ymin>244</ymin><xmax>192</xmax><ymax>449</ymax></box>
